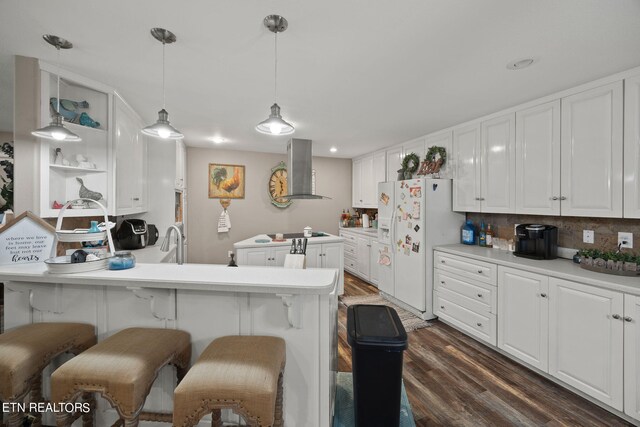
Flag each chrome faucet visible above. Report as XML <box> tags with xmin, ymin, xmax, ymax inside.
<box><xmin>161</xmin><ymin>225</ymin><xmax>185</xmax><ymax>265</ymax></box>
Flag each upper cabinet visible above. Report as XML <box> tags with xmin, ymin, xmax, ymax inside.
<box><xmin>425</xmin><ymin>131</ymin><xmax>453</xmax><ymax>179</ymax></box>
<box><xmin>481</xmin><ymin>114</ymin><xmax>516</xmax><ymax>213</ymax></box>
<box><xmin>385</xmin><ymin>146</ymin><xmax>403</xmax><ymax>182</ymax></box>
<box><xmin>560</xmin><ymin>82</ymin><xmax>623</xmax><ymax>218</ymax></box>
<box><xmin>352</xmin><ymin>150</ymin><xmax>385</xmax><ymax>208</ymax></box>
<box><xmin>625</xmin><ymin>75</ymin><xmax>640</xmax><ymax>218</ymax></box>
<box><xmin>515</xmin><ymin>101</ymin><xmax>561</xmax><ymax>215</ymax></box>
<box><xmin>114</xmin><ymin>93</ymin><xmax>148</xmax><ymax>215</ymax></box>
<box><xmin>453</xmin><ymin>124</ymin><xmax>481</xmax><ymax>212</ymax></box>
<box><xmin>401</xmin><ymin>138</ymin><xmax>426</xmax><ymax>164</ymax></box>
<box><xmin>175</xmin><ymin>139</ymin><xmax>186</xmax><ymax>190</ymax></box>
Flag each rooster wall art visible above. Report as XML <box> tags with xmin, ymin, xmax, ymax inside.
<box><xmin>208</xmin><ymin>164</ymin><xmax>245</xmax><ymax>199</ymax></box>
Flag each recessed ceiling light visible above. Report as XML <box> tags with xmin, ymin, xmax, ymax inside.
<box><xmin>330</xmin><ymin>147</ymin><xmax>337</xmax><ymax>153</ymax></box>
<box><xmin>209</xmin><ymin>137</ymin><xmax>227</xmax><ymax>144</ymax></box>
<box><xmin>506</xmin><ymin>58</ymin><xmax>535</xmax><ymax>70</ymax></box>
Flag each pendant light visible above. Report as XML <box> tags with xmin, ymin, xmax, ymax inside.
<box><xmin>256</xmin><ymin>15</ymin><xmax>295</xmax><ymax>136</ymax></box>
<box><xmin>142</xmin><ymin>28</ymin><xmax>183</xmax><ymax>140</ymax></box>
<box><xmin>32</xmin><ymin>35</ymin><xmax>81</xmax><ymax>142</ymax></box>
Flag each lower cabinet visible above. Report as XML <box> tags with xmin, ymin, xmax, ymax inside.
<box><xmin>625</xmin><ymin>294</ymin><xmax>640</xmax><ymax>421</ymax></box>
<box><xmin>340</xmin><ymin>230</ymin><xmax>378</xmax><ymax>287</ymax></box>
<box><xmin>369</xmin><ymin>240</ymin><xmax>379</xmax><ymax>286</ymax></box>
<box><xmin>238</xmin><ymin>246</ymin><xmax>291</xmax><ymax>267</ymax></box>
<box><xmin>498</xmin><ymin>267</ymin><xmax>549</xmax><ymax>371</ymax></box>
<box><xmin>549</xmin><ymin>277</ymin><xmax>624</xmax><ymax>411</ymax></box>
<box><xmin>356</xmin><ymin>237</ymin><xmax>371</xmax><ymax>280</ymax></box>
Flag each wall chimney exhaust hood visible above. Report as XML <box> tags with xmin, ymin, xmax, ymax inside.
<box><xmin>284</xmin><ymin>138</ymin><xmax>330</xmax><ymax>199</ymax></box>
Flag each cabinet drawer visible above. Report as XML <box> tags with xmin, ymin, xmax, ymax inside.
<box><xmin>434</xmin><ymin>252</ymin><xmax>497</xmax><ymax>285</ymax></box>
<box><xmin>340</xmin><ymin>232</ymin><xmax>358</xmax><ymax>244</ymax></box>
<box><xmin>435</xmin><ymin>291</ymin><xmax>497</xmax><ymax>346</ymax></box>
<box><xmin>343</xmin><ymin>243</ymin><xmax>357</xmax><ymax>257</ymax></box>
<box><xmin>434</xmin><ymin>270</ymin><xmax>496</xmax><ymax>314</ymax></box>
<box><xmin>344</xmin><ymin>257</ymin><xmax>357</xmax><ymax>273</ymax></box>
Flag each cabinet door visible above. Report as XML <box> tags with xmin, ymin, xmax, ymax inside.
<box><xmin>356</xmin><ymin>237</ymin><xmax>370</xmax><ymax>280</ymax></box>
<box><xmin>352</xmin><ymin>158</ymin><xmax>363</xmax><ymax>207</ymax></box>
<box><xmin>453</xmin><ymin>124</ymin><xmax>481</xmax><ymax>212</ymax></box>
<box><xmin>304</xmin><ymin>245</ymin><xmax>321</xmax><ymax>269</ymax></box>
<box><xmin>624</xmin><ymin>75</ymin><xmax>640</xmax><ymax>218</ymax></box>
<box><xmin>625</xmin><ymin>294</ymin><xmax>640</xmax><ymax>422</ymax></box>
<box><xmin>481</xmin><ymin>113</ymin><xmax>516</xmax><ymax>213</ymax></box>
<box><xmin>243</xmin><ymin>248</ymin><xmax>269</xmax><ymax>266</ymax></box>
<box><xmin>115</xmin><ymin>98</ymin><xmax>136</xmax><ymax>211</ymax></box>
<box><xmin>402</xmin><ymin>138</ymin><xmax>426</xmax><ymax>167</ymax></box>
<box><xmin>372</xmin><ymin>150</ymin><xmax>386</xmax><ymax>194</ymax></box>
<box><xmin>548</xmin><ymin>277</ymin><xmax>623</xmax><ymax>410</ymax></box>
<box><xmin>133</xmin><ymin>129</ymin><xmax>148</xmax><ymax>210</ymax></box>
<box><xmin>369</xmin><ymin>240</ymin><xmax>379</xmax><ymax>286</ymax></box>
<box><xmin>497</xmin><ymin>267</ymin><xmax>549</xmax><ymax>371</ymax></box>
<box><xmin>272</xmin><ymin>246</ymin><xmax>291</xmax><ymax>267</ymax></box>
<box><xmin>386</xmin><ymin>146</ymin><xmax>403</xmax><ymax>182</ymax></box>
<box><xmin>425</xmin><ymin>131</ymin><xmax>453</xmax><ymax>178</ymax></box>
<box><xmin>322</xmin><ymin>242</ymin><xmax>344</xmax><ymax>294</ymax></box>
<box><xmin>560</xmin><ymin>82</ymin><xmax>623</xmax><ymax>217</ymax></box>
<box><xmin>175</xmin><ymin>140</ymin><xmax>186</xmax><ymax>189</ymax></box>
<box><xmin>360</xmin><ymin>155</ymin><xmax>376</xmax><ymax>207</ymax></box>
<box><xmin>515</xmin><ymin>101</ymin><xmax>561</xmax><ymax>215</ymax></box>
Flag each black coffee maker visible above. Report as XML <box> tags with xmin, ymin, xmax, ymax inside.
<box><xmin>514</xmin><ymin>224</ymin><xmax>558</xmax><ymax>260</ymax></box>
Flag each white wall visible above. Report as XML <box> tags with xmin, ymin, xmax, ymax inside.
<box><xmin>186</xmin><ymin>147</ymin><xmax>352</xmax><ymax>264</ymax></box>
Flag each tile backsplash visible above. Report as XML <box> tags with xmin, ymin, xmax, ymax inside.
<box><xmin>466</xmin><ymin>213</ymin><xmax>640</xmax><ymax>256</ymax></box>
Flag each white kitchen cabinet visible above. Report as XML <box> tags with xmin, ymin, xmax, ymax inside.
<box><xmin>238</xmin><ymin>246</ymin><xmax>290</xmax><ymax>267</ymax></box>
<box><xmin>372</xmin><ymin>150</ymin><xmax>386</xmax><ymax>192</ymax></box>
<box><xmin>369</xmin><ymin>240</ymin><xmax>379</xmax><ymax>286</ymax></box>
<box><xmin>624</xmin><ymin>294</ymin><xmax>640</xmax><ymax>422</ymax></box>
<box><xmin>402</xmin><ymin>137</ymin><xmax>426</xmax><ymax>165</ymax></box>
<box><xmin>352</xmin><ymin>151</ymin><xmax>385</xmax><ymax>208</ymax></box>
<box><xmin>481</xmin><ymin>113</ymin><xmax>516</xmax><ymax>213</ymax></box>
<box><xmin>360</xmin><ymin>155</ymin><xmax>375</xmax><ymax>206</ymax></box>
<box><xmin>114</xmin><ymin>94</ymin><xmax>148</xmax><ymax>215</ymax></box>
<box><xmin>175</xmin><ymin>139</ymin><xmax>186</xmax><ymax>190</ymax></box>
<box><xmin>624</xmin><ymin>75</ymin><xmax>640</xmax><ymax>218</ymax></box>
<box><xmin>560</xmin><ymin>82</ymin><xmax>623</xmax><ymax>218</ymax></box>
<box><xmin>515</xmin><ymin>101</ymin><xmax>561</xmax><ymax>215</ymax></box>
<box><xmin>425</xmin><ymin>131</ymin><xmax>453</xmax><ymax>178</ymax></box>
<box><xmin>548</xmin><ymin>277</ymin><xmax>624</xmax><ymax>410</ymax></box>
<box><xmin>452</xmin><ymin>123</ymin><xmax>481</xmax><ymax>212</ymax></box>
<box><xmin>352</xmin><ymin>158</ymin><xmax>362</xmax><ymax>207</ymax></box>
<box><xmin>497</xmin><ymin>266</ymin><xmax>549</xmax><ymax>372</ymax></box>
<box><xmin>356</xmin><ymin>236</ymin><xmax>371</xmax><ymax>280</ymax></box>
<box><xmin>386</xmin><ymin>146</ymin><xmax>403</xmax><ymax>182</ymax></box>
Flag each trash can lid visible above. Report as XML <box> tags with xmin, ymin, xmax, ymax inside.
<box><xmin>347</xmin><ymin>305</ymin><xmax>408</xmax><ymax>350</ymax></box>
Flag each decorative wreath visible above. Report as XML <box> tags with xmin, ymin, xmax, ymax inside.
<box><xmin>401</xmin><ymin>152</ymin><xmax>420</xmax><ymax>174</ymax></box>
<box><xmin>425</xmin><ymin>146</ymin><xmax>447</xmax><ymax>167</ymax></box>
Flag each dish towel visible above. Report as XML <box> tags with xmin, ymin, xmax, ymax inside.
<box><xmin>217</xmin><ymin>209</ymin><xmax>231</xmax><ymax>233</ymax></box>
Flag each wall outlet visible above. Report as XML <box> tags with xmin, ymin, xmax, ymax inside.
<box><xmin>228</xmin><ymin>250</ymin><xmax>234</xmax><ymax>258</ymax></box>
<box><xmin>618</xmin><ymin>232</ymin><xmax>633</xmax><ymax>249</ymax></box>
<box><xmin>583</xmin><ymin>230</ymin><xmax>595</xmax><ymax>244</ymax></box>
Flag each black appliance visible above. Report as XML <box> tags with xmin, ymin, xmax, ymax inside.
<box><xmin>116</xmin><ymin>219</ymin><xmax>148</xmax><ymax>250</ymax></box>
<box><xmin>147</xmin><ymin>224</ymin><xmax>159</xmax><ymax>246</ymax></box>
<box><xmin>514</xmin><ymin>224</ymin><xmax>558</xmax><ymax>260</ymax></box>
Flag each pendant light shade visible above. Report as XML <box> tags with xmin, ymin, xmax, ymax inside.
<box><xmin>143</xmin><ymin>28</ymin><xmax>183</xmax><ymax>140</ymax></box>
<box><xmin>256</xmin><ymin>15</ymin><xmax>295</xmax><ymax>136</ymax></box>
<box><xmin>32</xmin><ymin>35</ymin><xmax>81</xmax><ymax>142</ymax></box>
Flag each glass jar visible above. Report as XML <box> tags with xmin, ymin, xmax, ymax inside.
<box><xmin>108</xmin><ymin>251</ymin><xmax>136</xmax><ymax>270</ymax></box>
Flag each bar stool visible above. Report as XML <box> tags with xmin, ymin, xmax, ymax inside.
<box><xmin>173</xmin><ymin>336</ymin><xmax>286</xmax><ymax>427</ymax></box>
<box><xmin>0</xmin><ymin>322</ymin><xmax>96</xmax><ymax>427</ymax></box>
<box><xmin>51</xmin><ymin>327</ymin><xmax>191</xmax><ymax>427</ymax></box>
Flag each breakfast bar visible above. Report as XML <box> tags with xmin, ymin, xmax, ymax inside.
<box><xmin>0</xmin><ymin>263</ymin><xmax>339</xmax><ymax>427</ymax></box>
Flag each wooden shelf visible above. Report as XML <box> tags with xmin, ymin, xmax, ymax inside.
<box><xmin>63</xmin><ymin>121</ymin><xmax>107</xmax><ymax>134</ymax></box>
<box><xmin>50</xmin><ymin>164</ymin><xmax>106</xmax><ymax>173</ymax></box>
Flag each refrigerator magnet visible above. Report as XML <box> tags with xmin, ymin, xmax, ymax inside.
<box><xmin>405</xmin><ymin>235</ymin><xmax>412</xmax><ymax>245</ymax></box>
<box><xmin>412</xmin><ymin>201</ymin><xmax>421</xmax><ymax>219</ymax></box>
<box><xmin>408</xmin><ymin>222</ymin><xmax>412</xmax><ymax>229</ymax></box>
<box><xmin>400</xmin><ymin>193</ymin><xmax>405</xmax><ymax>200</ymax></box>
<box><xmin>412</xmin><ymin>242</ymin><xmax>420</xmax><ymax>253</ymax></box>
<box><xmin>380</xmin><ymin>193</ymin><xmax>390</xmax><ymax>205</ymax></box>
<box><xmin>409</xmin><ymin>187</ymin><xmax>422</xmax><ymax>198</ymax></box>
<box><xmin>414</xmin><ymin>224</ymin><xmax>420</xmax><ymax>232</ymax></box>
<box><xmin>404</xmin><ymin>246</ymin><xmax>411</xmax><ymax>256</ymax></box>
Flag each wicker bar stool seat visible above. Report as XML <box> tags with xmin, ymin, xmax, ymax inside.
<box><xmin>173</xmin><ymin>336</ymin><xmax>286</xmax><ymax>427</ymax></box>
<box><xmin>51</xmin><ymin>327</ymin><xmax>191</xmax><ymax>427</ymax></box>
<box><xmin>0</xmin><ymin>322</ymin><xmax>96</xmax><ymax>427</ymax></box>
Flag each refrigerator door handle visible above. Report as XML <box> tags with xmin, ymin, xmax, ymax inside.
<box><xmin>390</xmin><ymin>206</ymin><xmax>399</xmax><ymax>252</ymax></box>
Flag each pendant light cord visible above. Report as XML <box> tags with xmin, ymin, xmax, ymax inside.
<box><xmin>56</xmin><ymin>45</ymin><xmax>61</xmax><ymax>113</ymax></box>
<box><xmin>162</xmin><ymin>40</ymin><xmax>166</xmax><ymax>109</ymax></box>
<box><xmin>274</xmin><ymin>32</ymin><xmax>278</xmax><ymax>103</ymax></box>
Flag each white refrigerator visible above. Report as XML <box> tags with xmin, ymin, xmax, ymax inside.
<box><xmin>377</xmin><ymin>178</ymin><xmax>464</xmax><ymax>319</ymax></box>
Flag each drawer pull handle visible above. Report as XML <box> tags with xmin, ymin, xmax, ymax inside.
<box><xmin>440</xmin><ymin>305</ymin><xmax>445</xmax><ymax>309</ymax></box>
<box><xmin>441</xmin><ymin>260</ymin><xmax>446</xmax><ymax>264</ymax></box>
<box><xmin>477</xmin><ymin>293</ymin><xmax>483</xmax><ymax>298</ymax></box>
<box><xmin>549</xmin><ymin>196</ymin><xmax>559</xmax><ymax>201</ymax></box>
<box><xmin>624</xmin><ymin>316</ymin><xmax>633</xmax><ymax>322</ymax></box>
<box><xmin>560</xmin><ymin>196</ymin><xmax>567</xmax><ymax>200</ymax></box>
<box><xmin>476</xmin><ymin>322</ymin><xmax>482</xmax><ymax>327</ymax></box>
<box><xmin>440</xmin><ymin>281</ymin><xmax>445</xmax><ymax>284</ymax></box>
<box><xmin>612</xmin><ymin>314</ymin><xmax>621</xmax><ymax>320</ymax></box>
<box><xmin>477</xmin><ymin>270</ymin><xmax>483</xmax><ymax>274</ymax></box>
<box><xmin>540</xmin><ymin>293</ymin><xmax>547</xmax><ymax>298</ymax></box>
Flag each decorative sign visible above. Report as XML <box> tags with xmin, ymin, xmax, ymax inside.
<box><xmin>0</xmin><ymin>211</ymin><xmax>55</xmax><ymax>265</ymax></box>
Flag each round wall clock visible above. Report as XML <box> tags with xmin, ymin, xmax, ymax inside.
<box><xmin>269</xmin><ymin>161</ymin><xmax>292</xmax><ymax>208</ymax></box>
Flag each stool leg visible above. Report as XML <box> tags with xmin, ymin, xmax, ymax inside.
<box><xmin>123</xmin><ymin>416</ymin><xmax>139</xmax><ymax>427</ymax></box>
<box><xmin>273</xmin><ymin>372</ymin><xmax>284</xmax><ymax>427</ymax></box>
<box><xmin>55</xmin><ymin>411</ymin><xmax>74</xmax><ymax>427</ymax></box>
<box><xmin>5</xmin><ymin>411</ymin><xmax>23</xmax><ymax>427</ymax></box>
<box><xmin>210</xmin><ymin>409</ymin><xmax>222</xmax><ymax>427</ymax></box>
<box><xmin>30</xmin><ymin>375</ymin><xmax>43</xmax><ymax>427</ymax></box>
<box><xmin>82</xmin><ymin>392</ymin><xmax>95</xmax><ymax>427</ymax></box>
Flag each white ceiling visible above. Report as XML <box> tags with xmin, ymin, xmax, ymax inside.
<box><xmin>1</xmin><ymin>0</ymin><xmax>640</xmax><ymax>157</ymax></box>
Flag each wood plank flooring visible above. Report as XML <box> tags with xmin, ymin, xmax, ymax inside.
<box><xmin>338</xmin><ymin>272</ymin><xmax>633</xmax><ymax>426</ymax></box>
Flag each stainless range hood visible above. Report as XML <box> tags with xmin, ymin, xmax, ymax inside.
<box><xmin>284</xmin><ymin>138</ymin><xmax>331</xmax><ymax>199</ymax></box>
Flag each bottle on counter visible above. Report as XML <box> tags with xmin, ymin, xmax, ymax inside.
<box><xmin>461</xmin><ymin>220</ymin><xmax>476</xmax><ymax>245</ymax></box>
<box><xmin>486</xmin><ymin>224</ymin><xmax>494</xmax><ymax>248</ymax></box>
<box><xmin>478</xmin><ymin>221</ymin><xmax>487</xmax><ymax>247</ymax></box>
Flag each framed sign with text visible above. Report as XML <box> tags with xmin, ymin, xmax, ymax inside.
<box><xmin>0</xmin><ymin>211</ymin><xmax>55</xmax><ymax>265</ymax></box>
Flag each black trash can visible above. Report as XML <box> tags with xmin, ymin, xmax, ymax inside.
<box><xmin>347</xmin><ymin>304</ymin><xmax>408</xmax><ymax>427</ymax></box>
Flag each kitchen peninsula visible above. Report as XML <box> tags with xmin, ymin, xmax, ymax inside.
<box><xmin>0</xmin><ymin>263</ymin><xmax>339</xmax><ymax>427</ymax></box>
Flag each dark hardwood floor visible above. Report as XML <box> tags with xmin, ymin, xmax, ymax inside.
<box><xmin>338</xmin><ymin>272</ymin><xmax>633</xmax><ymax>427</ymax></box>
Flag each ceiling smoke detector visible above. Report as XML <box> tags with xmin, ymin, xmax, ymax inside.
<box><xmin>506</xmin><ymin>58</ymin><xmax>535</xmax><ymax>70</ymax></box>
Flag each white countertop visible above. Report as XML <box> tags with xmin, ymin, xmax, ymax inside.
<box><xmin>435</xmin><ymin>244</ymin><xmax>640</xmax><ymax>296</ymax></box>
<box><xmin>233</xmin><ymin>233</ymin><xmax>344</xmax><ymax>249</ymax></box>
<box><xmin>0</xmin><ymin>262</ymin><xmax>338</xmax><ymax>295</ymax></box>
<box><xmin>127</xmin><ymin>243</ymin><xmax>173</xmax><ymax>263</ymax></box>
<box><xmin>338</xmin><ymin>227</ymin><xmax>379</xmax><ymax>238</ymax></box>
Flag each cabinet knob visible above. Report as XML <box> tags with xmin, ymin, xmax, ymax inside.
<box><xmin>549</xmin><ymin>196</ymin><xmax>559</xmax><ymax>201</ymax></box>
<box><xmin>476</xmin><ymin>322</ymin><xmax>482</xmax><ymax>327</ymax></box>
<box><xmin>133</xmin><ymin>197</ymin><xmax>140</xmax><ymax>201</ymax></box>
<box><xmin>624</xmin><ymin>316</ymin><xmax>633</xmax><ymax>322</ymax></box>
<box><xmin>441</xmin><ymin>260</ymin><xmax>446</xmax><ymax>264</ymax></box>
<box><xmin>477</xmin><ymin>270</ymin><xmax>483</xmax><ymax>274</ymax></box>
<box><xmin>560</xmin><ymin>196</ymin><xmax>567</xmax><ymax>200</ymax></box>
<box><xmin>540</xmin><ymin>293</ymin><xmax>547</xmax><ymax>298</ymax></box>
<box><xmin>477</xmin><ymin>293</ymin><xmax>483</xmax><ymax>298</ymax></box>
<box><xmin>440</xmin><ymin>305</ymin><xmax>445</xmax><ymax>309</ymax></box>
<box><xmin>440</xmin><ymin>280</ymin><xmax>445</xmax><ymax>284</ymax></box>
<box><xmin>475</xmin><ymin>197</ymin><xmax>480</xmax><ymax>201</ymax></box>
<box><xmin>612</xmin><ymin>314</ymin><xmax>621</xmax><ymax>320</ymax></box>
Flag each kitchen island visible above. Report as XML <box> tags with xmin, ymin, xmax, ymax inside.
<box><xmin>234</xmin><ymin>233</ymin><xmax>345</xmax><ymax>294</ymax></box>
<box><xmin>0</xmin><ymin>263</ymin><xmax>338</xmax><ymax>427</ymax></box>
